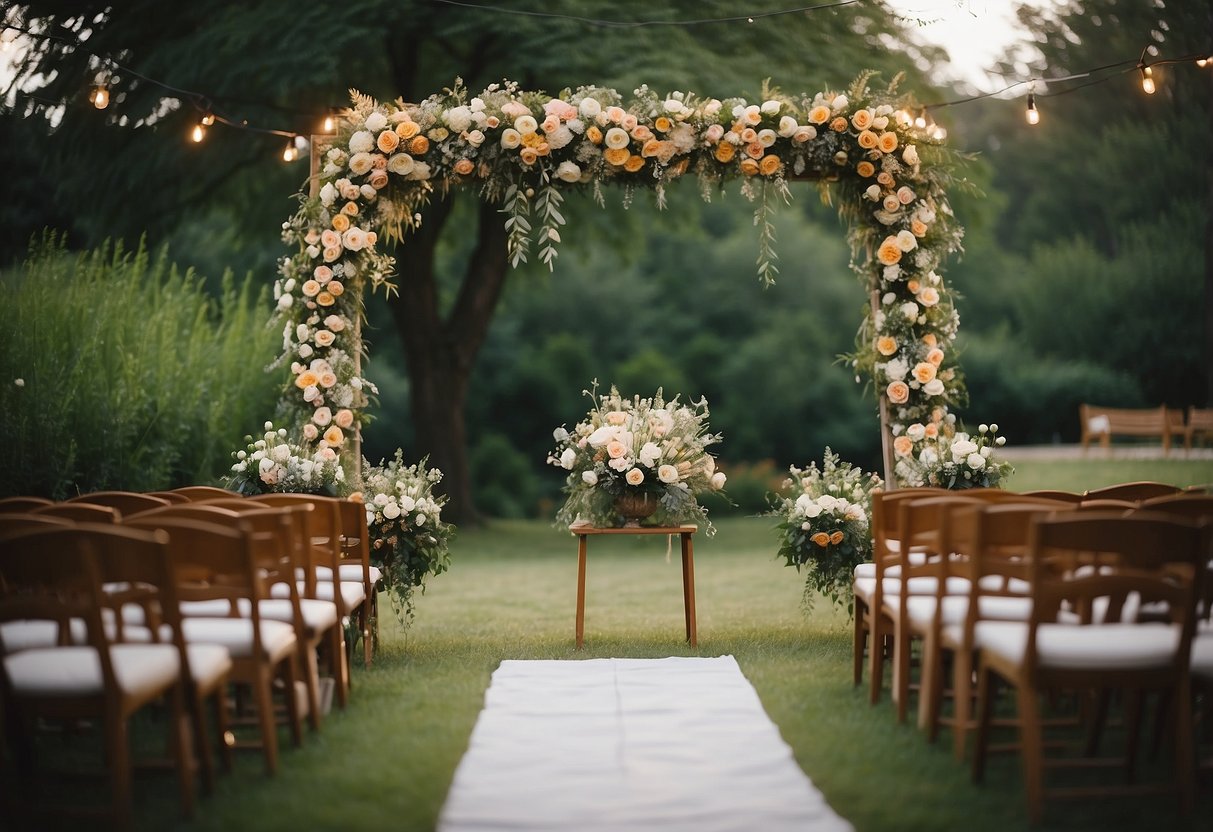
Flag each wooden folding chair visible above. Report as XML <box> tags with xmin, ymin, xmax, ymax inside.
<box><xmin>0</xmin><ymin>525</ymin><xmax>198</xmax><ymax>828</ymax></box>
<box><xmin>1082</xmin><ymin>481</ymin><xmax>1181</xmax><ymax>502</ymax></box>
<box><xmin>971</xmin><ymin>512</ymin><xmax>1206</xmax><ymax>822</ymax></box>
<box><xmin>0</xmin><ymin>496</ymin><xmax>53</xmax><ymax>511</ymax></box>
<box><xmin>123</xmin><ymin>516</ymin><xmax>304</xmax><ymax>775</ymax></box>
<box><xmin>66</xmin><ymin>491</ymin><xmax>170</xmax><ymax>517</ymax></box>
<box><xmin>31</xmin><ymin>502</ymin><xmax>120</xmax><ymax>524</ymax></box>
<box><xmin>170</xmin><ymin>486</ymin><xmax>237</xmax><ymax>502</ymax></box>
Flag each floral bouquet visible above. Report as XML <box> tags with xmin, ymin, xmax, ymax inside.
<box><xmin>770</xmin><ymin>449</ymin><xmax>883</xmax><ymax>612</ymax></box>
<box><xmin>354</xmin><ymin>450</ymin><xmax>453</xmax><ymax>625</ymax></box>
<box><xmin>893</xmin><ymin>420</ymin><xmax>1012</xmax><ymax>489</ymax></box>
<box><xmin>548</xmin><ymin>384</ymin><xmax>726</xmax><ymax>532</ymax></box>
<box><xmin>226</xmin><ymin>421</ymin><xmax>345</xmax><ymax>495</ymax></box>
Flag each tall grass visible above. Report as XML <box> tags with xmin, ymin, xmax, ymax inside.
<box><xmin>0</xmin><ymin>234</ymin><xmax>281</xmax><ymax>497</ymax></box>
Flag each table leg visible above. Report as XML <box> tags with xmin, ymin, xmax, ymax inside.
<box><xmin>681</xmin><ymin>532</ymin><xmax>697</xmax><ymax>647</ymax></box>
<box><xmin>575</xmin><ymin>534</ymin><xmax>587</xmax><ymax>649</ymax></box>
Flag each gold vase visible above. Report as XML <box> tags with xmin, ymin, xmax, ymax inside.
<box><xmin>613</xmin><ymin>491</ymin><xmax>658</xmax><ymax>528</ymax></box>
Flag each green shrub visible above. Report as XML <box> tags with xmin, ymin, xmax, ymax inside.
<box><xmin>0</xmin><ymin>234</ymin><xmax>281</xmax><ymax>497</ymax></box>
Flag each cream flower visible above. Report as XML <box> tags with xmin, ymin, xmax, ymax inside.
<box><xmin>896</xmin><ymin>230</ymin><xmax>918</xmax><ymax>252</ymax></box>
<box><xmin>387</xmin><ymin>153</ymin><xmax>416</xmax><ymax>176</ymax></box>
<box><xmin>500</xmin><ymin>129</ymin><xmax>522</xmax><ymax>149</ymax></box>
<box><xmin>625</xmin><ymin>468</ymin><xmax>645</xmax><ymax>486</ymax></box>
<box><xmin>604</xmin><ymin>127</ymin><xmax>630</xmax><ymax>149</ymax></box>
<box><xmin>658</xmin><ymin>464</ymin><xmax>680</xmax><ymax>484</ymax></box>
<box><xmin>313</xmin><ymin>406</ymin><xmax>333</xmax><ymax>426</ymax></box>
<box><xmin>349</xmin><ymin>131</ymin><xmax>374</xmax><ymax>153</ymax></box>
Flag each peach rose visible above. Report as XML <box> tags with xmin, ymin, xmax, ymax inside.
<box><xmin>408</xmin><ymin>135</ymin><xmax>430</xmax><ymax>155</ymax></box>
<box><xmin>313</xmin><ymin>329</ymin><xmax>335</xmax><ymax>348</ymax></box>
<box><xmin>318</xmin><ymin>371</ymin><xmax>338</xmax><ymax>388</ymax></box>
<box><xmin>851</xmin><ymin>109</ymin><xmax>873</xmax><ymax>130</ymax></box>
<box><xmin>395</xmin><ymin>120</ymin><xmax>420</xmax><ymax>139</ymax></box>
<box><xmin>897</xmin><ymin>186</ymin><xmax>916</xmax><ymax>205</ymax></box>
<box><xmin>376</xmin><ymin>130</ymin><xmax>400</xmax><ymax>153</ymax></box>
<box><xmin>342</xmin><ymin>201</ymin><xmax>359</xmax><ymax>216</ymax></box>
<box><xmin>714</xmin><ymin>142</ymin><xmax>736</xmax><ymax>163</ymax></box>
<box><xmin>883</xmin><ymin>195</ymin><xmax>901</xmax><ymax>213</ymax></box>
<box><xmin>623</xmin><ymin>155</ymin><xmax>645</xmax><ymax>172</ymax></box>
<box><xmin>347</xmin><ymin>491</ymin><xmax>364</xmax><ymax>504</ymax></box>
<box><xmin>759</xmin><ymin>154</ymin><xmax>781</xmax><ymax>176</ymax></box>
<box><xmin>810</xmin><ymin>531</ymin><xmax>831</xmax><ymax>547</ymax></box>
<box><xmin>927</xmin><ymin>348</ymin><xmax>945</xmax><ymax>366</ymax></box>
<box><xmin>519</xmin><ymin>147</ymin><xmax>538</xmax><ymax>165</ymax></box>
<box><xmin>301</xmin><ymin>279</ymin><xmax>321</xmax><ymax>297</ymax></box>
<box><xmin>918</xmin><ymin>286</ymin><xmax>940</xmax><ymax>306</ymax></box>
<box><xmin>327</xmin><ymin>280</ymin><xmax>344</xmax><ymax>297</ymax></box>
<box><xmin>924</xmin><ymin>422</ymin><xmax>940</xmax><ymax>439</ymax></box>
<box><xmin>878</xmin><ymin>132</ymin><xmax>899</xmax><ymax>153</ymax></box>
<box><xmin>829</xmin><ymin>530</ymin><xmax>845</xmax><ymax>545</ymax></box>
<box><xmin>334</xmin><ymin>408</ymin><xmax>354</xmax><ymax>428</ymax></box>
<box><xmin>913</xmin><ymin>362</ymin><xmax>937</xmax><ymax>384</ymax></box>
<box><xmin>316</xmin><ymin>292</ymin><xmax>335</xmax><ymax>307</ymax></box>
<box><xmin>857</xmin><ymin>130</ymin><xmax>878</xmax><ymax>149</ymax></box>
<box><xmin>807</xmin><ymin>105</ymin><xmax>831</xmax><ymax>124</ymax></box>
<box><xmin>302</xmin><ymin>423</ymin><xmax>319</xmax><ymax>441</ymax></box>
<box><xmin>923</xmin><ymin>333</ymin><xmax>938</xmax><ymax>347</ymax></box>
<box><xmin>604</xmin><ymin>147</ymin><xmax>630</xmax><ymax>166</ymax></box>
<box><xmin>893</xmin><ymin>435</ymin><xmax>914</xmax><ymax>457</ymax></box>
<box><xmin>625</xmin><ymin>468</ymin><xmax>644</xmax><ymax>486</ymax></box>
<box><xmin>453</xmin><ymin>159</ymin><xmax>475</xmax><ymax>175</ymax></box>
<box><xmin>323</xmin><ymin>425</ymin><xmax>345</xmax><ymax>446</ymax></box>
<box><xmin>369</xmin><ymin>170</ymin><xmax>389</xmax><ymax>190</ymax></box>
<box><xmin>331</xmin><ymin>213</ymin><xmax>351</xmax><ymax>232</ymax></box>
<box><xmin>856</xmin><ymin>161</ymin><xmax>875</xmax><ymax>178</ymax></box>
<box><xmin>911</xmin><ymin>218</ymin><xmax>928</xmax><ymax>237</ymax></box>
<box><xmin>829</xmin><ymin>116</ymin><xmax>848</xmax><ymax>132</ymax></box>
<box><xmin>586</xmin><ymin>125</ymin><xmax>603</xmax><ymax>144</ymax></box>
<box><xmin>877</xmin><ymin>171</ymin><xmax>895</xmax><ymax>187</ymax></box>
<box><xmin>877</xmin><ymin>238</ymin><xmax>903</xmax><ymax>266</ymax></box>
<box><xmin>323</xmin><ymin>247</ymin><xmax>342</xmax><ymax>263</ymax></box>
<box><xmin>295</xmin><ymin>370</ymin><xmax>319</xmax><ymax>389</ymax></box>
<box><xmin>907</xmin><ymin>280</ymin><xmax>920</xmax><ymax>293</ymax></box>
<box><xmin>745</xmin><ymin>142</ymin><xmax>765</xmax><ymax>160</ymax></box>
<box><xmin>641</xmin><ymin>138</ymin><xmax>662</xmax><ymax>158</ymax></box>
<box><xmin>630</xmin><ymin>125</ymin><xmax>653</xmax><ymax>142</ymax></box>
<box><xmin>886</xmin><ymin>380</ymin><xmax>910</xmax><ymax>404</ymax></box>
<box><xmin>876</xmin><ymin>335</ymin><xmax>898</xmax><ymax>356</ymax></box>
<box><xmin>654</xmin><ymin>116</ymin><xmax>672</xmax><ymax>132</ymax></box>
<box><xmin>739</xmin><ymin>158</ymin><xmax>760</xmax><ymax>176</ymax></box>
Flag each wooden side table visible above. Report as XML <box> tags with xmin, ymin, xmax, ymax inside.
<box><xmin>570</xmin><ymin>525</ymin><xmax>698</xmax><ymax>649</ymax></box>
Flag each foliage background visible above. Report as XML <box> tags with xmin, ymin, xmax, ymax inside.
<box><xmin>0</xmin><ymin>0</ymin><xmax>1208</xmax><ymax>510</ymax></box>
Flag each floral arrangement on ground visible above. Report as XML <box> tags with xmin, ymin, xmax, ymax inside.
<box><xmin>226</xmin><ymin>421</ymin><xmax>345</xmax><ymax>495</ymax></box>
<box><xmin>548</xmin><ymin>384</ymin><xmax>726</xmax><ymax>532</ymax></box>
<box><xmin>892</xmin><ymin>419</ymin><xmax>1012</xmax><ymax>489</ymax></box>
<box><xmin>271</xmin><ymin>72</ymin><xmax>969</xmax><ymax>482</ymax></box>
<box><xmin>353</xmin><ymin>450</ymin><xmax>453</xmax><ymax>624</ymax></box>
<box><xmin>770</xmin><ymin>448</ymin><xmax>883</xmax><ymax>613</ymax></box>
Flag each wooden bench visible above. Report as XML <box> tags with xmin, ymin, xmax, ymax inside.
<box><xmin>1079</xmin><ymin>404</ymin><xmax>1181</xmax><ymax>455</ymax></box>
<box><xmin>1185</xmin><ymin>407</ymin><xmax>1213</xmax><ymax>450</ymax></box>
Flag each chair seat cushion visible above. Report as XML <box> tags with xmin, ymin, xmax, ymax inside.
<box><xmin>181</xmin><ymin>617</ymin><xmax>297</xmax><ymax>663</ymax></box>
<box><xmin>181</xmin><ymin>598</ymin><xmax>338</xmax><ymax>633</ymax></box>
<box><xmin>878</xmin><ymin>578</ymin><xmax>972</xmax><ymax>613</ymax></box>
<box><xmin>4</xmin><ymin>643</ymin><xmax>180</xmax><ymax>699</ymax></box>
<box><xmin>313</xmin><ymin>564</ymin><xmax>383</xmax><ymax>585</ymax></box>
<box><xmin>975</xmin><ymin>620</ymin><xmax>1181</xmax><ymax>670</ymax></box>
<box><xmin>272</xmin><ymin>580</ymin><xmax>366</xmax><ymax>611</ymax></box>
<box><xmin>904</xmin><ymin>594</ymin><xmax>1033</xmax><ymax>627</ymax></box>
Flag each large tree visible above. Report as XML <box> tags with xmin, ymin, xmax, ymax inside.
<box><xmin>3</xmin><ymin>0</ymin><xmax>943</xmax><ymax>521</ymax></box>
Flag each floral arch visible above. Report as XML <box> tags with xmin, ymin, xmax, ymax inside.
<box><xmin>271</xmin><ymin>72</ymin><xmax>967</xmax><ymax>489</ymax></box>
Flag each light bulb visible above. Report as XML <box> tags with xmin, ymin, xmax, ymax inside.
<box><xmin>1025</xmin><ymin>93</ymin><xmax>1039</xmax><ymax>125</ymax></box>
<box><xmin>1140</xmin><ymin>65</ymin><xmax>1156</xmax><ymax>94</ymax></box>
<box><xmin>191</xmin><ymin>123</ymin><xmax>204</xmax><ymax>143</ymax></box>
<box><xmin>323</xmin><ymin>114</ymin><xmax>335</xmax><ymax>133</ymax></box>
<box><xmin>282</xmin><ymin>141</ymin><xmax>298</xmax><ymax>162</ymax></box>
<box><xmin>914</xmin><ymin>114</ymin><xmax>927</xmax><ymax>130</ymax></box>
<box><xmin>92</xmin><ymin>86</ymin><xmax>109</xmax><ymax>109</ymax></box>
<box><xmin>1197</xmin><ymin>57</ymin><xmax>1208</xmax><ymax>68</ymax></box>
<box><xmin>201</xmin><ymin>112</ymin><xmax>215</xmax><ymax>126</ymax></box>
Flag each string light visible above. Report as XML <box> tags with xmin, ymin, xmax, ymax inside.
<box><xmin>1139</xmin><ymin>63</ymin><xmax>1156</xmax><ymax>94</ymax></box>
<box><xmin>322</xmin><ymin>113</ymin><xmax>335</xmax><ymax>133</ymax></box>
<box><xmin>1196</xmin><ymin>56</ymin><xmax>1209</xmax><ymax>68</ymax></box>
<box><xmin>282</xmin><ymin>139</ymin><xmax>299</xmax><ymax>162</ymax></box>
<box><xmin>201</xmin><ymin>112</ymin><xmax>215</xmax><ymax>126</ymax></box>
<box><xmin>90</xmin><ymin>84</ymin><xmax>109</xmax><ymax>109</ymax></box>
<box><xmin>1025</xmin><ymin>91</ymin><xmax>1039</xmax><ymax>125</ymax></box>
<box><xmin>191</xmin><ymin>122</ymin><xmax>205</xmax><ymax>142</ymax></box>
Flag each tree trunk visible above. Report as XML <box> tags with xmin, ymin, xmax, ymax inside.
<box><xmin>387</xmin><ymin>194</ymin><xmax>511</xmax><ymax>525</ymax></box>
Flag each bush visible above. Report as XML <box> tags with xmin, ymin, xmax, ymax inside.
<box><xmin>0</xmin><ymin>234</ymin><xmax>281</xmax><ymax>497</ymax></box>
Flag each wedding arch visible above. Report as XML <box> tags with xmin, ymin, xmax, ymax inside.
<box><xmin>271</xmin><ymin>72</ymin><xmax>966</xmax><ymax>488</ymax></box>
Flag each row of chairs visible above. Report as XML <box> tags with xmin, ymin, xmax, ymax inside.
<box><xmin>851</xmin><ymin>481</ymin><xmax>1213</xmax><ymax>822</ymax></box>
<box><xmin>0</xmin><ymin>487</ymin><xmax>383</xmax><ymax>829</ymax></box>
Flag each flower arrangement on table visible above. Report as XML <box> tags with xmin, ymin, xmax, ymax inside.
<box><xmin>769</xmin><ymin>449</ymin><xmax>883</xmax><ymax>612</ymax></box>
<box><xmin>892</xmin><ymin>420</ymin><xmax>1012</xmax><ymax>489</ymax></box>
<box><xmin>548</xmin><ymin>384</ymin><xmax>726</xmax><ymax>533</ymax></box>
<box><xmin>225</xmin><ymin>421</ymin><xmax>345</xmax><ymax>495</ymax></box>
<box><xmin>352</xmin><ymin>450</ymin><xmax>453</xmax><ymax>625</ymax></box>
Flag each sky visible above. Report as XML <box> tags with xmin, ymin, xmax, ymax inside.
<box><xmin>883</xmin><ymin>0</ymin><xmax>1049</xmax><ymax>90</ymax></box>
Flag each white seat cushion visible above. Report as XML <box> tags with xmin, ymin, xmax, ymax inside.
<box><xmin>185</xmin><ymin>643</ymin><xmax>233</xmax><ymax>687</ymax></box>
<box><xmin>181</xmin><ymin>617</ymin><xmax>297</xmax><ymax>663</ymax></box>
<box><xmin>272</xmin><ymin>580</ymin><xmax>366</xmax><ymax>611</ymax></box>
<box><xmin>4</xmin><ymin>643</ymin><xmax>180</xmax><ymax>699</ymax></box>
<box><xmin>1192</xmin><ymin>631</ymin><xmax>1213</xmax><ymax>681</ymax></box>
<box><xmin>315</xmin><ymin>564</ymin><xmax>382</xmax><ymax>585</ymax></box>
<box><xmin>975</xmin><ymin>620</ymin><xmax>1181</xmax><ymax>670</ymax></box>
<box><xmin>181</xmin><ymin>598</ymin><xmax>338</xmax><ymax>633</ymax></box>
<box><xmin>903</xmin><ymin>594</ymin><xmax>1033</xmax><ymax>627</ymax></box>
<box><xmin>976</xmin><ymin>575</ymin><xmax>1030</xmax><ymax>595</ymax></box>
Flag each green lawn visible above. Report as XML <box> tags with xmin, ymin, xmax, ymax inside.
<box><xmin>33</xmin><ymin>457</ymin><xmax>1213</xmax><ymax>831</ymax></box>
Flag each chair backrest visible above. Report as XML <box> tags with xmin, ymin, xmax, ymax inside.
<box><xmin>1139</xmin><ymin>493</ymin><xmax>1213</xmax><ymax>521</ymax></box>
<box><xmin>0</xmin><ymin>512</ymin><xmax>74</xmax><ymax>532</ymax></box>
<box><xmin>247</xmin><ymin>494</ymin><xmax>343</xmax><ymax>599</ymax></box>
<box><xmin>66</xmin><ymin>491</ymin><xmax>171</xmax><ymax>517</ymax></box>
<box><xmin>1025</xmin><ymin>512</ymin><xmax>1206</xmax><ymax>675</ymax></box>
<box><xmin>335</xmin><ymin>498</ymin><xmax>372</xmax><ymax>584</ymax></box>
<box><xmin>32</xmin><ymin>501</ymin><xmax>120</xmax><ymax>524</ymax></box>
<box><xmin>950</xmin><ymin>502</ymin><xmax>1069</xmax><ymax>594</ymax></box>
<box><xmin>171</xmin><ymin>485</ymin><xmax>238</xmax><ymax>502</ymax></box>
<box><xmin>1021</xmin><ymin>490</ymin><xmax>1084</xmax><ymax>504</ymax></box>
<box><xmin>146</xmin><ymin>490</ymin><xmax>192</xmax><ymax>504</ymax></box>
<box><xmin>1082</xmin><ymin>481</ymin><xmax>1181</xmax><ymax>502</ymax></box>
<box><xmin>0</xmin><ymin>496</ymin><xmax>54</xmax><ymax>511</ymax></box>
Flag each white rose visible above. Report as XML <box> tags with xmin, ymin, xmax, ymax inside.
<box><xmin>658</xmin><ymin>464</ymin><xmax>679</xmax><ymax>484</ymax></box>
<box><xmin>896</xmin><ymin>230</ymin><xmax>918</xmax><ymax>252</ymax></box>
<box><xmin>710</xmin><ymin>471</ymin><xmax>727</xmax><ymax>490</ymax></box>
<box><xmin>349</xmin><ymin>130</ymin><xmax>374</xmax><ymax>153</ymax></box>
<box><xmin>923</xmin><ymin>379</ymin><xmax>946</xmax><ymax>396</ymax></box>
<box><xmin>778</xmin><ymin>115</ymin><xmax>798</xmax><ymax>137</ymax></box>
<box><xmin>444</xmin><ymin>105</ymin><xmax>472</xmax><ymax>132</ymax></box>
<box><xmin>387</xmin><ymin>153</ymin><xmax>415</xmax><ymax>176</ymax></box>
<box><xmin>967</xmin><ymin>453</ymin><xmax>986</xmax><ymax>470</ymax></box>
<box><xmin>901</xmin><ymin>301</ymin><xmax>919</xmax><ymax>320</ymax></box>
<box><xmin>885</xmin><ymin>358</ymin><xmax>909</xmax><ymax>382</ymax></box>
<box><xmin>604</xmin><ymin>127</ymin><xmax>630</xmax><ymax>149</ymax></box>
<box><xmin>399</xmin><ymin>495</ymin><xmax>416</xmax><ymax>513</ymax></box>
<box><xmin>906</xmin><ymin>423</ymin><xmax>926</xmax><ymax>441</ymax></box>
<box><xmin>258</xmin><ymin>457</ymin><xmax>276</xmax><ymax>474</ymax></box>
<box><xmin>582</xmin><ymin>470</ymin><xmax>598</xmax><ymax>486</ymax></box>
<box><xmin>415</xmin><ymin>514</ymin><xmax>426</xmax><ymax>526</ymax></box>
<box><xmin>556</xmin><ymin>161</ymin><xmax>582</xmax><ymax>183</ymax></box>
<box><xmin>579</xmin><ymin>97</ymin><xmax>602</xmax><ymax>119</ymax></box>
<box><xmin>500</xmin><ymin>129</ymin><xmax>521</xmax><ymax>149</ymax></box>
<box><xmin>382</xmin><ymin>500</ymin><xmax>401</xmax><ymax>519</ymax></box>
<box><xmin>831</xmin><ymin>94</ymin><xmax>849</xmax><ymax>110</ymax></box>
<box><xmin>903</xmin><ymin>145</ymin><xmax>920</xmax><ymax>166</ymax></box>
<box><xmin>639</xmin><ymin>442</ymin><xmax>662</xmax><ymax>467</ymax></box>
<box><xmin>761</xmin><ymin>99</ymin><xmax>781</xmax><ymax>114</ymax></box>
<box><xmin>865</xmin><ymin>184</ymin><xmax>881</xmax><ymax>201</ymax></box>
<box><xmin>271</xmin><ymin>444</ymin><xmax>291</xmax><ymax>463</ymax></box>
<box><xmin>319</xmin><ymin>182</ymin><xmax>336</xmax><ymax>206</ymax></box>
<box><xmin>560</xmin><ymin>448</ymin><xmax>577</xmax><ymax>469</ymax></box>
<box><xmin>553</xmin><ymin>427</ymin><xmax>569</xmax><ymax>441</ymax></box>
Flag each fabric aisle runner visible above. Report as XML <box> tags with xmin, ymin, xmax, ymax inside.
<box><xmin>437</xmin><ymin>656</ymin><xmax>853</xmax><ymax>832</ymax></box>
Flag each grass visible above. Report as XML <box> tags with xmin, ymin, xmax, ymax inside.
<box><xmin>19</xmin><ymin>456</ymin><xmax>1213</xmax><ymax>831</ymax></box>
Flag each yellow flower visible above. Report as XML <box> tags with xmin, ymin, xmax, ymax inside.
<box><xmin>714</xmin><ymin>142</ymin><xmax>736</xmax><ymax>163</ymax></box>
<box><xmin>331</xmin><ymin>213</ymin><xmax>351</xmax><ymax>233</ymax></box>
<box><xmin>857</xmin><ymin>130</ymin><xmax>878</xmax><ymax>149</ymax></box>
<box><xmin>856</xmin><ymin>161</ymin><xmax>875</xmax><ymax>178</ymax></box>
<box><xmin>829</xmin><ymin>530</ymin><xmax>845</xmax><ymax>545</ymax></box>
<box><xmin>295</xmin><ymin>370</ymin><xmax>319</xmax><ymax>389</ymax></box>
<box><xmin>586</xmin><ymin>125</ymin><xmax>603</xmax><ymax>144</ymax></box>
<box><xmin>408</xmin><ymin>135</ymin><xmax>430</xmax><ymax>155</ymax></box>
<box><xmin>878</xmin><ymin>132</ymin><xmax>899</xmax><ymax>153</ymax></box>
<box><xmin>829</xmin><ymin>116</ymin><xmax>848</xmax><ymax>133</ymax></box>
<box><xmin>604</xmin><ymin>147</ymin><xmax>630</xmax><ymax>166</ymax></box>
<box><xmin>922</xmin><ymin>333</ymin><xmax>938</xmax><ymax>347</ymax></box>
<box><xmin>316</xmin><ymin>291</ymin><xmax>335</xmax><ymax>307</ymax></box>
<box><xmin>323</xmin><ymin>425</ymin><xmax>345</xmax><ymax>446</ymax></box>
<box><xmin>759</xmin><ymin>154</ymin><xmax>781</xmax><ymax>176</ymax></box>
<box><xmin>395</xmin><ymin>120</ymin><xmax>420</xmax><ymax>139</ymax></box>
<box><xmin>521</xmin><ymin>131</ymin><xmax>544</xmax><ymax>148</ymax></box>
<box><xmin>810</xmin><ymin>531</ymin><xmax>831</xmax><ymax>547</ymax></box>
<box><xmin>850</xmin><ymin>109</ymin><xmax>873</xmax><ymax>131</ymax></box>
<box><xmin>807</xmin><ymin>105</ymin><xmax>830</xmax><ymax>124</ymax></box>
<box><xmin>654</xmin><ymin>116</ymin><xmax>672</xmax><ymax>132</ymax></box>
<box><xmin>877</xmin><ymin>238</ymin><xmax>903</xmax><ymax>266</ymax></box>
<box><xmin>739</xmin><ymin>158</ymin><xmax>760</xmax><ymax>176</ymax></box>
<box><xmin>623</xmin><ymin>154</ymin><xmax>645</xmax><ymax>173</ymax></box>
<box><xmin>376</xmin><ymin>130</ymin><xmax>400</xmax><ymax>153</ymax></box>
<box><xmin>876</xmin><ymin>335</ymin><xmax>898</xmax><ymax>356</ymax></box>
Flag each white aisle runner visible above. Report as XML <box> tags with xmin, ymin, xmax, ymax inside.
<box><xmin>438</xmin><ymin>656</ymin><xmax>853</xmax><ymax>832</ymax></box>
